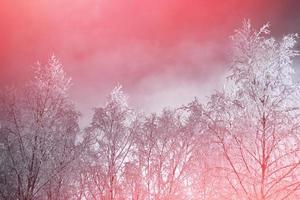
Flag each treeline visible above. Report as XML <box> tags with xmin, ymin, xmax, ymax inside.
<box><xmin>1</xmin><ymin>21</ymin><xmax>300</xmax><ymax>200</ymax></box>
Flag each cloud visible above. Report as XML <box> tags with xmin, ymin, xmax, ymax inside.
<box><xmin>1</xmin><ymin>0</ymin><xmax>300</xmax><ymax>126</ymax></box>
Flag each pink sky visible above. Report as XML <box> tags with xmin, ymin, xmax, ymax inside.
<box><xmin>1</xmin><ymin>0</ymin><xmax>300</xmax><ymax>124</ymax></box>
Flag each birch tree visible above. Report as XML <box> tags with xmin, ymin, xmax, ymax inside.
<box><xmin>204</xmin><ymin>21</ymin><xmax>300</xmax><ymax>200</ymax></box>
<box><xmin>131</xmin><ymin>109</ymin><xmax>198</xmax><ymax>200</ymax></box>
<box><xmin>0</xmin><ymin>56</ymin><xmax>80</xmax><ymax>200</ymax></box>
<box><xmin>82</xmin><ymin>85</ymin><xmax>137</xmax><ymax>200</ymax></box>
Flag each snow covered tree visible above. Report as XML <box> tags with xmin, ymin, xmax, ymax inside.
<box><xmin>81</xmin><ymin>85</ymin><xmax>137</xmax><ymax>200</ymax></box>
<box><xmin>0</xmin><ymin>56</ymin><xmax>80</xmax><ymax>200</ymax></box>
<box><xmin>203</xmin><ymin>20</ymin><xmax>300</xmax><ymax>200</ymax></box>
<box><xmin>131</xmin><ymin>108</ymin><xmax>200</xmax><ymax>200</ymax></box>
<box><xmin>182</xmin><ymin>99</ymin><xmax>227</xmax><ymax>200</ymax></box>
